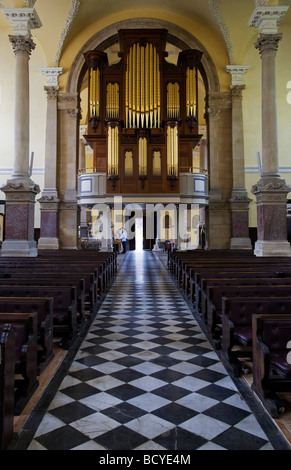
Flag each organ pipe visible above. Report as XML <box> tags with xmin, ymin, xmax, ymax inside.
<box><xmin>125</xmin><ymin>41</ymin><xmax>160</xmax><ymax>129</ymax></box>
<box><xmin>167</xmin><ymin>123</ymin><xmax>178</xmax><ymax>176</ymax></box>
<box><xmin>167</xmin><ymin>82</ymin><xmax>180</xmax><ymax>118</ymax></box>
<box><xmin>186</xmin><ymin>66</ymin><xmax>197</xmax><ymax>117</ymax></box>
<box><xmin>139</xmin><ymin>137</ymin><xmax>147</xmax><ymax>176</ymax></box>
<box><xmin>106</xmin><ymin>83</ymin><xmax>119</xmax><ymax>119</ymax></box>
<box><xmin>107</xmin><ymin>124</ymin><xmax>119</xmax><ymax>176</ymax></box>
<box><xmin>89</xmin><ymin>68</ymin><xmax>100</xmax><ymax>118</ymax></box>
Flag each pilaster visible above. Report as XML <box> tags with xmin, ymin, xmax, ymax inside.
<box><xmin>226</xmin><ymin>66</ymin><xmax>252</xmax><ymax>250</ymax></box>
<box><xmin>38</xmin><ymin>68</ymin><xmax>63</xmax><ymax>250</ymax></box>
<box><xmin>57</xmin><ymin>92</ymin><xmax>81</xmax><ymax>249</ymax></box>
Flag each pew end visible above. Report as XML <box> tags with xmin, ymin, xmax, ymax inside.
<box><xmin>0</xmin><ymin>324</ymin><xmax>15</xmax><ymax>450</ymax></box>
<box><xmin>252</xmin><ymin>314</ymin><xmax>291</xmax><ymax>418</ymax></box>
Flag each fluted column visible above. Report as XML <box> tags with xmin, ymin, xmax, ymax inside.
<box><xmin>249</xmin><ymin>5</ymin><xmax>291</xmax><ymax>256</ymax></box>
<box><xmin>0</xmin><ymin>7</ymin><xmax>42</xmax><ymax>256</ymax></box>
<box><xmin>226</xmin><ymin>66</ymin><xmax>252</xmax><ymax>250</ymax></box>
<box><xmin>38</xmin><ymin>68</ymin><xmax>63</xmax><ymax>250</ymax></box>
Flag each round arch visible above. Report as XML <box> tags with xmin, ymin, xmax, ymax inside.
<box><xmin>66</xmin><ymin>17</ymin><xmax>220</xmax><ymax>96</ymax></box>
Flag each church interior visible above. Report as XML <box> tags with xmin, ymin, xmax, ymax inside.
<box><xmin>0</xmin><ymin>0</ymin><xmax>291</xmax><ymax>452</ymax></box>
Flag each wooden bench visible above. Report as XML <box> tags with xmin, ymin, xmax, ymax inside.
<box><xmin>252</xmin><ymin>313</ymin><xmax>291</xmax><ymax>418</ymax></box>
<box><xmin>0</xmin><ymin>277</ymin><xmax>86</xmax><ymax>323</ymax></box>
<box><xmin>190</xmin><ymin>267</ymin><xmax>291</xmax><ymax>307</ymax></box>
<box><xmin>0</xmin><ymin>313</ymin><xmax>38</xmax><ymax>413</ymax></box>
<box><xmin>200</xmin><ymin>277</ymin><xmax>291</xmax><ymax>321</ymax></box>
<box><xmin>0</xmin><ymin>286</ymin><xmax>77</xmax><ymax>346</ymax></box>
<box><xmin>0</xmin><ymin>297</ymin><xmax>53</xmax><ymax>372</ymax></box>
<box><xmin>0</xmin><ymin>324</ymin><xmax>15</xmax><ymax>450</ymax></box>
<box><xmin>221</xmin><ymin>297</ymin><xmax>291</xmax><ymax>378</ymax></box>
<box><xmin>206</xmin><ymin>284</ymin><xmax>291</xmax><ymax>341</ymax></box>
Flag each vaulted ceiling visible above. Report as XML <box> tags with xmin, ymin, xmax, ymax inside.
<box><xmin>0</xmin><ymin>0</ymin><xmax>290</xmax><ymax>67</ymax></box>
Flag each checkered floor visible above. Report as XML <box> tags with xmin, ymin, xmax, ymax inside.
<box><xmin>18</xmin><ymin>251</ymin><xmax>288</xmax><ymax>450</ymax></box>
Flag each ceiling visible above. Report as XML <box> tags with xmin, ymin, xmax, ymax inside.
<box><xmin>1</xmin><ymin>1</ymin><xmax>291</xmax><ymax>70</ymax></box>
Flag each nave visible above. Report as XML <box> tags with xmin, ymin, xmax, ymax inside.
<box><xmin>12</xmin><ymin>251</ymin><xmax>290</xmax><ymax>451</ymax></box>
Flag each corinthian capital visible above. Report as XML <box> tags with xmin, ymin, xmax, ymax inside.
<box><xmin>9</xmin><ymin>34</ymin><xmax>36</xmax><ymax>56</ymax></box>
<box><xmin>255</xmin><ymin>33</ymin><xmax>282</xmax><ymax>56</ymax></box>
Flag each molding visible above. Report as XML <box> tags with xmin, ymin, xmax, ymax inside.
<box><xmin>40</xmin><ymin>67</ymin><xmax>63</xmax><ymax>86</ymax></box>
<box><xmin>55</xmin><ymin>0</ymin><xmax>80</xmax><ymax>66</ymax></box>
<box><xmin>248</xmin><ymin>6</ymin><xmax>289</xmax><ymax>34</ymax></box>
<box><xmin>1</xmin><ymin>7</ymin><xmax>42</xmax><ymax>35</ymax></box>
<box><xmin>225</xmin><ymin>65</ymin><xmax>249</xmax><ymax>86</ymax></box>
<box><xmin>208</xmin><ymin>0</ymin><xmax>234</xmax><ymax>64</ymax></box>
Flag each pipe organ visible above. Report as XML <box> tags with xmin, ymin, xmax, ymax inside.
<box><xmin>83</xmin><ymin>29</ymin><xmax>203</xmax><ymax>194</ymax></box>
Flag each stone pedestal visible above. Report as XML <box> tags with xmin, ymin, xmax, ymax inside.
<box><xmin>38</xmin><ymin>192</ymin><xmax>60</xmax><ymax>250</ymax></box>
<box><xmin>251</xmin><ymin>177</ymin><xmax>291</xmax><ymax>256</ymax></box>
<box><xmin>1</xmin><ymin>178</ymin><xmax>40</xmax><ymax>257</ymax></box>
<box><xmin>230</xmin><ymin>190</ymin><xmax>252</xmax><ymax>250</ymax></box>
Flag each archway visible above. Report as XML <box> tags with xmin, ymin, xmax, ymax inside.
<box><xmin>58</xmin><ymin>18</ymin><xmax>221</xmax><ymax>250</ymax></box>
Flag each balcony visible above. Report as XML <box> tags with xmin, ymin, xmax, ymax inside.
<box><xmin>77</xmin><ymin>171</ymin><xmax>107</xmax><ymax>206</ymax></box>
<box><xmin>77</xmin><ymin>168</ymin><xmax>209</xmax><ymax>206</ymax></box>
<box><xmin>180</xmin><ymin>168</ymin><xmax>209</xmax><ymax>205</ymax></box>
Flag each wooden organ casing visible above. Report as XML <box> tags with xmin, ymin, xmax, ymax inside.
<box><xmin>83</xmin><ymin>29</ymin><xmax>203</xmax><ymax>194</ymax></box>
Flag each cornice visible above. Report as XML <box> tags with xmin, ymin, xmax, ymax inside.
<box><xmin>248</xmin><ymin>6</ymin><xmax>289</xmax><ymax>34</ymax></box>
<box><xmin>1</xmin><ymin>7</ymin><xmax>42</xmax><ymax>35</ymax></box>
<box><xmin>225</xmin><ymin>66</ymin><xmax>250</xmax><ymax>86</ymax></box>
<box><xmin>40</xmin><ymin>67</ymin><xmax>64</xmax><ymax>86</ymax></box>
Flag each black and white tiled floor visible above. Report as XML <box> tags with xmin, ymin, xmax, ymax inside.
<box><xmin>16</xmin><ymin>251</ymin><xmax>290</xmax><ymax>450</ymax></box>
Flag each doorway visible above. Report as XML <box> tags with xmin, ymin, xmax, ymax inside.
<box><xmin>135</xmin><ymin>217</ymin><xmax>143</xmax><ymax>251</ymax></box>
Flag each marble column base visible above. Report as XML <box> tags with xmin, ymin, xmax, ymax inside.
<box><xmin>230</xmin><ymin>237</ymin><xmax>252</xmax><ymax>250</ymax></box>
<box><xmin>1</xmin><ymin>239</ymin><xmax>38</xmax><ymax>257</ymax></box>
<box><xmin>254</xmin><ymin>240</ymin><xmax>291</xmax><ymax>257</ymax></box>
<box><xmin>1</xmin><ymin>177</ymin><xmax>40</xmax><ymax>257</ymax></box>
<box><xmin>38</xmin><ymin>237</ymin><xmax>60</xmax><ymax>250</ymax></box>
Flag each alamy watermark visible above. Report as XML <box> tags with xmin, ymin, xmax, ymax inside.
<box><xmin>89</xmin><ymin>196</ymin><xmax>200</xmax><ymax>246</ymax></box>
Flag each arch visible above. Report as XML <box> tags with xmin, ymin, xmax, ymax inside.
<box><xmin>66</xmin><ymin>18</ymin><xmax>220</xmax><ymax>96</ymax></box>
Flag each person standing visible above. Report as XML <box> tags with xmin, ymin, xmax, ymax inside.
<box><xmin>119</xmin><ymin>228</ymin><xmax>127</xmax><ymax>253</ymax></box>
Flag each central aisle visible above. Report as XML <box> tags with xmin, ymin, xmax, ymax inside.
<box><xmin>24</xmin><ymin>251</ymin><xmax>281</xmax><ymax>450</ymax></box>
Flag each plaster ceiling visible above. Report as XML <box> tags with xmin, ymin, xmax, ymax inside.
<box><xmin>0</xmin><ymin>0</ymin><xmax>290</xmax><ymax>68</ymax></box>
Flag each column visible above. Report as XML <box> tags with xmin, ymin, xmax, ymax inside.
<box><xmin>249</xmin><ymin>5</ymin><xmax>291</xmax><ymax>256</ymax></box>
<box><xmin>37</xmin><ymin>68</ymin><xmax>63</xmax><ymax>250</ymax></box>
<box><xmin>226</xmin><ymin>66</ymin><xmax>252</xmax><ymax>250</ymax></box>
<box><xmin>1</xmin><ymin>7</ymin><xmax>42</xmax><ymax>257</ymax></box>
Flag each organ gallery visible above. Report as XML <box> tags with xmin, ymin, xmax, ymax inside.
<box><xmin>83</xmin><ymin>29</ymin><xmax>204</xmax><ymax>195</ymax></box>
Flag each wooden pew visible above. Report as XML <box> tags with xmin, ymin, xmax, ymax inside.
<box><xmin>0</xmin><ymin>277</ymin><xmax>86</xmax><ymax>323</ymax></box>
<box><xmin>0</xmin><ymin>286</ymin><xmax>77</xmax><ymax>346</ymax></box>
<box><xmin>0</xmin><ymin>313</ymin><xmax>38</xmax><ymax>414</ymax></box>
<box><xmin>0</xmin><ymin>324</ymin><xmax>15</xmax><ymax>450</ymax></box>
<box><xmin>200</xmin><ymin>277</ymin><xmax>291</xmax><ymax>321</ymax></box>
<box><xmin>0</xmin><ymin>297</ymin><xmax>53</xmax><ymax>372</ymax></box>
<box><xmin>252</xmin><ymin>314</ymin><xmax>291</xmax><ymax>418</ymax></box>
<box><xmin>4</xmin><ymin>265</ymin><xmax>98</xmax><ymax>309</ymax></box>
<box><xmin>190</xmin><ymin>266</ymin><xmax>291</xmax><ymax>307</ymax></box>
<box><xmin>221</xmin><ymin>297</ymin><xmax>291</xmax><ymax>378</ymax></box>
<box><xmin>206</xmin><ymin>284</ymin><xmax>291</xmax><ymax>341</ymax></box>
